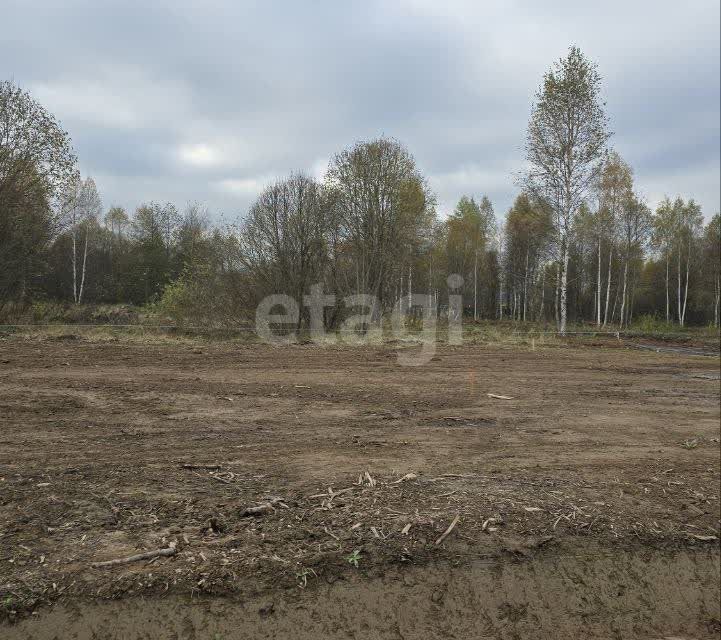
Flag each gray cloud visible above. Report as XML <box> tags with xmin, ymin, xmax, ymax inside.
<box><xmin>2</xmin><ymin>0</ymin><xmax>718</xmax><ymax>221</ymax></box>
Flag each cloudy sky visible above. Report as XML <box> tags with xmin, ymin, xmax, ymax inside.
<box><xmin>3</xmin><ymin>0</ymin><xmax>719</xmax><ymax>222</ymax></box>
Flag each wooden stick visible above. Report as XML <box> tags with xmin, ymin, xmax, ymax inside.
<box><xmin>92</xmin><ymin>546</ymin><xmax>176</xmax><ymax>568</ymax></box>
<box><xmin>180</xmin><ymin>463</ymin><xmax>222</xmax><ymax>471</ymax></box>
<box><xmin>435</xmin><ymin>515</ymin><xmax>460</xmax><ymax>546</ymax></box>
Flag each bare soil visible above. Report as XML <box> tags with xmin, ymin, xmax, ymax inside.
<box><xmin>0</xmin><ymin>334</ymin><xmax>719</xmax><ymax>638</ymax></box>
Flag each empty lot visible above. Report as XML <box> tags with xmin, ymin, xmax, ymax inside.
<box><xmin>1</xmin><ymin>334</ymin><xmax>719</xmax><ymax>638</ymax></box>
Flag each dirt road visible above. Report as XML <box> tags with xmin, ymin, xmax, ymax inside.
<box><xmin>0</xmin><ymin>335</ymin><xmax>719</xmax><ymax>638</ymax></box>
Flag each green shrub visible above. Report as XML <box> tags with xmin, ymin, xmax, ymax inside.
<box><xmin>630</xmin><ymin>314</ymin><xmax>677</xmax><ymax>334</ymax></box>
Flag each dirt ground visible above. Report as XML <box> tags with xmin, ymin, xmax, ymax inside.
<box><xmin>0</xmin><ymin>333</ymin><xmax>719</xmax><ymax>638</ymax></box>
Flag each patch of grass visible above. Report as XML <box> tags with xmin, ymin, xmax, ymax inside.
<box><xmin>631</xmin><ymin>314</ymin><xmax>678</xmax><ymax>334</ymax></box>
<box><xmin>295</xmin><ymin>567</ymin><xmax>316</xmax><ymax>588</ymax></box>
<box><xmin>346</xmin><ymin>550</ymin><xmax>362</xmax><ymax>568</ymax></box>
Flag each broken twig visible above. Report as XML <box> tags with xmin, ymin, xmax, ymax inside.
<box><xmin>435</xmin><ymin>514</ymin><xmax>460</xmax><ymax>545</ymax></box>
<box><xmin>92</xmin><ymin>546</ymin><xmax>176</xmax><ymax>568</ymax></box>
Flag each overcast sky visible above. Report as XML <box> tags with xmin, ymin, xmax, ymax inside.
<box><xmin>3</xmin><ymin>0</ymin><xmax>719</xmax><ymax>222</ymax></box>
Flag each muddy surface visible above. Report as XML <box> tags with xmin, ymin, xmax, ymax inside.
<box><xmin>0</xmin><ymin>335</ymin><xmax>719</xmax><ymax>637</ymax></box>
<box><xmin>5</xmin><ymin>547</ymin><xmax>720</xmax><ymax>640</ymax></box>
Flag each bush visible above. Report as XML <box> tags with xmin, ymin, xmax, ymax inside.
<box><xmin>154</xmin><ymin>268</ymin><xmax>252</xmax><ymax>328</ymax></box>
<box><xmin>630</xmin><ymin>314</ymin><xmax>677</xmax><ymax>333</ymax></box>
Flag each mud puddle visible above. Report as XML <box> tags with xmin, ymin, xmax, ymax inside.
<box><xmin>4</xmin><ymin>547</ymin><xmax>719</xmax><ymax>640</ymax></box>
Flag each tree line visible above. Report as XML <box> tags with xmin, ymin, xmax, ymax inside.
<box><xmin>1</xmin><ymin>48</ymin><xmax>719</xmax><ymax>329</ymax></box>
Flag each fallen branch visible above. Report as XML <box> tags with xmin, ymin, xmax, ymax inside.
<box><xmin>241</xmin><ymin>503</ymin><xmax>275</xmax><ymax>517</ymax></box>
<box><xmin>240</xmin><ymin>497</ymin><xmax>288</xmax><ymax>517</ymax></box>
<box><xmin>308</xmin><ymin>487</ymin><xmax>354</xmax><ymax>499</ymax></box>
<box><xmin>180</xmin><ymin>463</ymin><xmax>222</xmax><ymax>471</ymax></box>
<box><xmin>435</xmin><ymin>515</ymin><xmax>460</xmax><ymax>546</ymax></box>
<box><xmin>92</xmin><ymin>546</ymin><xmax>176</xmax><ymax>568</ymax></box>
<box><xmin>392</xmin><ymin>473</ymin><xmax>418</xmax><ymax>484</ymax></box>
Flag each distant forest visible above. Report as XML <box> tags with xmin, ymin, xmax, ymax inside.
<box><xmin>1</xmin><ymin>48</ymin><xmax>719</xmax><ymax>329</ymax></box>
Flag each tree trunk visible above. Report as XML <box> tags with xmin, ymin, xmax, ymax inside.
<box><xmin>603</xmin><ymin>246</ymin><xmax>613</xmax><ymax>326</ymax></box>
<box><xmin>71</xmin><ymin>228</ymin><xmax>78</xmax><ymax>303</ymax></box>
<box><xmin>78</xmin><ymin>226</ymin><xmax>89</xmax><ymax>304</ymax></box>
<box><xmin>628</xmin><ymin>267</ymin><xmax>636</xmax><ymax>326</ymax></box>
<box><xmin>677</xmin><ymin>247</ymin><xmax>682</xmax><ymax>325</ymax></box>
<box><xmin>473</xmin><ymin>249</ymin><xmax>478</xmax><ymax>322</ymax></box>
<box><xmin>523</xmin><ymin>249</ymin><xmax>529</xmax><ymax>322</ymax></box>
<box><xmin>498</xmin><ymin>264</ymin><xmax>504</xmax><ymax>320</ymax></box>
<box><xmin>408</xmin><ymin>265</ymin><xmax>412</xmax><ymax>313</ymax></box>
<box><xmin>611</xmin><ymin>264</ymin><xmax>622</xmax><ymax>324</ymax></box>
<box><xmin>665</xmin><ymin>252</ymin><xmax>670</xmax><ymax>323</ymax></box>
<box><xmin>554</xmin><ymin>260</ymin><xmax>560</xmax><ymax>328</ymax></box>
<box><xmin>681</xmin><ymin>250</ymin><xmax>690</xmax><ymax>327</ymax></box>
<box><xmin>596</xmin><ymin>238</ymin><xmax>602</xmax><ymax>326</ymax></box>
<box><xmin>559</xmin><ymin>239</ymin><xmax>569</xmax><ymax>335</ymax></box>
<box><xmin>619</xmin><ymin>259</ymin><xmax>628</xmax><ymax>328</ymax></box>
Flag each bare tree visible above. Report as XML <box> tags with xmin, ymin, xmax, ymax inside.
<box><xmin>326</xmin><ymin>138</ymin><xmax>435</xmax><ymax>320</ymax></box>
<box><xmin>524</xmin><ymin>46</ymin><xmax>611</xmax><ymax>334</ymax></box>
<box><xmin>240</xmin><ymin>174</ymin><xmax>331</xmax><ymax>327</ymax></box>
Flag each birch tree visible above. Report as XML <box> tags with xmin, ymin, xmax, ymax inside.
<box><xmin>652</xmin><ymin>197</ymin><xmax>682</xmax><ymax>324</ymax></box>
<box><xmin>595</xmin><ymin>152</ymin><xmax>631</xmax><ymax>325</ymax></box>
<box><xmin>617</xmin><ymin>193</ymin><xmax>651</xmax><ymax>327</ymax></box>
<box><xmin>524</xmin><ymin>46</ymin><xmax>611</xmax><ymax>334</ymax></box>
<box><xmin>445</xmin><ymin>196</ymin><xmax>494</xmax><ymax>319</ymax></box>
<box><xmin>702</xmin><ymin>214</ymin><xmax>720</xmax><ymax>327</ymax></box>
<box><xmin>675</xmin><ymin>199</ymin><xmax>703</xmax><ymax>327</ymax></box>
<box><xmin>61</xmin><ymin>176</ymin><xmax>102</xmax><ymax>303</ymax></box>
<box><xmin>504</xmin><ymin>193</ymin><xmax>553</xmax><ymax>322</ymax></box>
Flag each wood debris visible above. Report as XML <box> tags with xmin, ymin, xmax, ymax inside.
<box><xmin>92</xmin><ymin>545</ymin><xmax>176</xmax><ymax>568</ymax></box>
<box><xmin>435</xmin><ymin>514</ymin><xmax>460</xmax><ymax>546</ymax></box>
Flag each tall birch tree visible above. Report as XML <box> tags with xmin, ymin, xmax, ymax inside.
<box><xmin>61</xmin><ymin>176</ymin><xmax>102</xmax><ymax>303</ymax></box>
<box><xmin>524</xmin><ymin>46</ymin><xmax>611</xmax><ymax>334</ymax></box>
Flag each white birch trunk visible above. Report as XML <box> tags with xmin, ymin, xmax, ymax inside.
<box><xmin>603</xmin><ymin>246</ymin><xmax>613</xmax><ymax>326</ymax></box>
<box><xmin>407</xmin><ymin>265</ymin><xmax>412</xmax><ymax>313</ymax></box>
<box><xmin>78</xmin><ymin>226</ymin><xmax>89</xmax><ymax>304</ymax></box>
<box><xmin>681</xmin><ymin>251</ymin><xmax>690</xmax><ymax>327</ymax></box>
<box><xmin>71</xmin><ymin>228</ymin><xmax>78</xmax><ymax>303</ymax></box>
<box><xmin>554</xmin><ymin>261</ymin><xmax>560</xmax><ymax>327</ymax></box>
<box><xmin>596</xmin><ymin>238</ymin><xmax>602</xmax><ymax>326</ymax></box>
<box><xmin>619</xmin><ymin>259</ymin><xmax>628</xmax><ymax>328</ymax></box>
<box><xmin>473</xmin><ymin>249</ymin><xmax>478</xmax><ymax>322</ymax></box>
<box><xmin>677</xmin><ymin>248</ymin><xmax>682</xmax><ymax>325</ymax></box>
<box><xmin>665</xmin><ymin>252</ymin><xmax>670</xmax><ymax>323</ymax></box>
<box><xmin>523</xmin><ymin>249</ymin><xmax>529</xmax><ymax>322</ymax></box>
<box><xmin>559</xmin><ymin>239</ymin><xmax>569</xmax><ymax>335</ymax></box>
